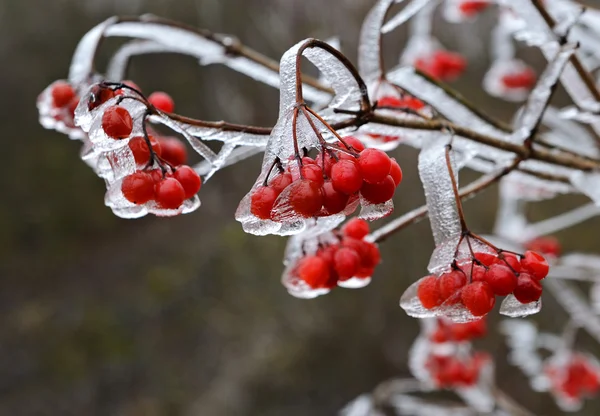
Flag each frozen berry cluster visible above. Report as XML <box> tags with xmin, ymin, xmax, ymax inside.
<box><xmin>430</xmin><ymin>317</ymin><xmax>487</xmax><ymax>344</ymax></box>
<box><xmin>415</xmin><ymin>50</ymin><xmax>467</xmax><ymax>82</ymax></box>
<box><xmin>417</xmin><ymin>250</ymin><xmax>549</xmax><ymax>317</ymax></box>
<box><xmin>544</xmin><ymin>353</ymin><xmax>600</xmax><ymax>410</ymax></box>
<box><xmin>483</xmin><ymin>60</ymin><xmax>537</xmax><ymax>102</ymax></box>
<box><xmin>425</xmin><ymin>350</ymin><xmax>491</xmax><ymax>389</ymax></box>
<box><xmin>286</xmin><ymin>218</ymin><xmax>381</xmax><ymax>294</ymax></box>
<box><xmin>249</xmin><ymin>137</ymin><xmax>402</xmax><ymax>222</ymax></box>
<box><xmin>37</xmin><ymin>80</ymin><xmax>83</xmax><ymax>137</ymax></box>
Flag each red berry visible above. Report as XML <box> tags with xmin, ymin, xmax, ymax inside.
<box><xmin>513</xmin><ymin>273</ymin><xmax>543</xmax><ymax>303</ymax></box>
<box><xmin>474</xmin><ymin>252</ymin><xmax>496</xmax><ymax>267</ymax></box>
<box><xmin>357</xmin><ymin>149</ymin><xmax>392</xmax><ymax>184</ymax></box>
<box><xmin>250</xmin><ymin>186</ymin><xmax>278</xmax><ymax>219</ymax></box>
<box><xmin>102</xmin><ymin>106</ymin><xmax>133</xmax><ymax>139</ymax></box>
<box><xmin>128</xmin><ymin>136</ymin><xmax>162</xmax><ymax>166</ymax></box>
<box><xmin>297</xmin><ymin>256</ymin><xmax>330</xmax><ymax>289</ymax></box>
<box><xmin>51</xmin><ymin>82</ymin><xmax>76</xmax><ymax>108</ymax></box>
<box><xmin>461</xmin><ymin>281</ymin><xmax>495</xmax><ymax>316</ymax></box>
<box><xmin>360</xmin><ymin>175</ymin><xmax>395</xmax><ymax>204</ymax></box>
<box><xmin>88</xmin><ymin>85</ymin><xmax>115</xmax><ymax>110</ymax></box>
<box><xmin>158</xmin><ymin>137</ymin><xmax>188</xmax><ymax>166</ymax></box>
<box><xmin>174</xmin><ymin>166</ymin><xmax>202</xmax><ymax>199</ymax></box>
<box><xmin>322</xmin><ymin>181</ymin><xmax>349</xmax><ymax>214</ymax></box>
<box><xmin>485</xmin><ymin>263</ymin><xmax>517</xmax><ymax>296</ymax></box>
<box><xmin>501</xmin><ymin>68</ymin><xmax>536</xmax><ymax>89</ymax></box>
<box><xmin>459</xmin><ymin>0</ymin><xmax>489</xmax><ymax>16</ymax></box>
<box><xmin>155</xmin><ymin>177</ymin><xmax>186</xmax><ymax>209</ymax></box>
<box><xmin>418</xmin><ymin>275</ymin><xmax>443</xmax><ymax>309</ymax></box>
<box><xmin>521</xmin><ymin>250</ymin><xmax>549</xmax><ymax>280</ymax></box>
<box><xmin>288</xmin><ymin>179</ymin><xmax>324</xmax><ymax>218</ymax></box>
<box><xmin>377</xmin><ymin>96</ymin><xmax>403</xmax><ymax>108</ymax></box>
<box><xmin>362</xmin><ymin>242</ymin><xmax>381</xmax><ymax>269</ymax></box>
<box><xmin>496</xmin><ymin>252</ymin><xmax>521</xmax><ymax>272</ymax></box>
<box><xmin>316</xmin><ymin>152</ymin><xmax>336</xmax><ymax>177</ymax></box>
<box><xmin>438</xmin><ymin>270</ymin><xmax>467</xmax><ymax>301</ymax></box>
<box><xmin>334</xmin><ymin>247</ymin><xmax>361</xmax><ymax>280</ymax></box>
<box><xmin>121</xmin><ymin>171</ymin><xmax>155</xmax><ymax>204</ymax></box>
<box><xmin>269</xmin><ymin>172</ymin><xmax>293</xmax><ymax>194</ymax></box>
<box><xmin>341</xmin><ymin>136</ymin><xmax>365</xmax><ymax>152</ymax></box>
<box><xmin>301</xmin><ymin>164</ymin><xmax>324</xmax><ymax>186</ymax></box>
<box><xmin>148</xmin><ymin>91</ymin><xmax>175</xmax><ymax>113</ymax></box>
<box><xmin>525</xmin><ymin>236</ymin><xmax>561</xmax><ymax>258</ymax></box>
<box><xmin>331</xmin><ymin>160</ymin><xmax>363</xmax><ymax>195</ymax></box>
<box><xmin>342</xmin><ymin>218</ymin><xmax>370</xmax><ymax>239</ymax></box>
<box><xmin>67</xmin><ymin>97</ymin><xmax>79</xmax><ymax>117</ymax></box>
<box><xmin>389</xmin><ymin>158</ymin><xmax>403</xmax><ymax>186</ymax></box>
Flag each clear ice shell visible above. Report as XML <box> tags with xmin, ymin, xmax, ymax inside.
<box><xmin>337</xmin><ymin>277</ymin><xmax>371</xmax><ymax>289</ymax></box>
<box><xmin>37</xmin><ymin>80</ymin><xmax>84</xmax><ymax>139</ymax></box>
<box><xmin>358</xmin><ymin>0</ymin><xmax>395</xmax><ymax>82</ymax></box>
<box><xmin>400</xmin><ymin>277</ymin><xmax>438</xmax><ymax>320</ymax></box>
<box><xmin>358</xmin><ymin>196</ymin><xmax>393</xmax><ymax>221</ymax></box>
<box><xmin>383</xmin><ymin>0</ymin><xmax>437</xmax><ymax>35</ymax></box>
<box><xmin>499</xmin><ymin>294</ymin><xmax>542</xmax><ymax>318</ymax></box>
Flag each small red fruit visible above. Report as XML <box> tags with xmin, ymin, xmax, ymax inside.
<box><xmin>155</xmin><ymin>177</ymin><xmax>186</xmax><ymax>209</ymax></box>
<box><xmin>331</xmin><ymin>160</ymin><xmax>363</xmax><ymax>195</ymax></box>
<box><xmin>148</xmin><ymin>91</ymin><xmax>175</xmax><ymax>113</ymax></box>
<box><xmin>301</xmin><ymin>164</ymin><xmax>324</xmax><ymax>186</ymax></box>
<box><xmin>357</xmin><ymin>149</ymin><xmax>392</xmax><ymax>184</ymax></box>
<box><xmin>121</xmin><ymin>171</ymin><xmax>155</xmax><ymax>204</ymax></box>
<box><xmin>521</xmin><ymin>250</ymin><xmax>549</xmax><ymax>280</ymax></box>
<box><xmin>496</xmin><ymin>252</ymin><xmax>521</xmax><ymax>272</ymax></box>
<box><xmin>389</xmin><ymin>158</ymin><xmax>403</xmax><ymax>186</ymax></box>
<box><xmin>250</xmin><ymin>186</ymin><xmax>278</xmax><ymax>219</ymax></box>
<box><xmin>438</xmin><ymin>270</ymin><xmax>467</xmax><ymax>301</ymax></box>
<box><xmin>341</xmin><ymin>136</ymin><xmax>365</xmax><ymax>152</ymax></box>
<box><xmin>461</xmin><ymin>281</ymin><xmax>495</xmax><ymax>316</ymax></box>
<box><xmin>288</xmin><ymin>179</ymin><xmax>324</xmax><ymax>217</ymax></box>
<box><xmin>360</xmin><ymin>175</ymin><xmax>395</xmax><ymax>204</ymax></box>
<box><xmin>342</xmin><ymin>218</ymin><xmax>370</xmax><ymax>239</ymax></box>
<box><xmin>88</xmin><ymin>85</ymin><xmax>115</xmax><ymax>110</ymax></box>
<box><xmin>322</xmin><ymin>181</ymin><xmax>349</xmax><ymax>214</ymax></box>
<box><xmin>297</xmin><ymin>256</ymin><xmax>330</xmax><ymax>289</ymax></box>
<box><xmin>418</xmin><ymin>275</ymin><xmax>443</xmax><ymax>309</ymax></box>
<box><xmin>158</xmin><ymin>137</ymin><xmax>188</xmax><ymax>166</ymax></box>
<box><xmin>269</xmin><ymin>173</ymin><xmax>293</xmax><ymax>194</ymax></box>
<box><xmin>174</xmin><ymin>166</ymin><xmax>202</xmax><ymax>199</ymax></box>
<box><xmin>485</xmin><ymin>263</ymin><xmax>517</xmax><ymax>296</ymax></box>
<box><xmin>102</xmin><ymin>106</ymin><xmax>133</xmax><ymax>139</ymax></box>
<box><xmin>513</xmin><ymin>273</ymin><xmax>543</xmax><ymax>304</ymax></box>
<box><xmin>52</xmin><ymin>82</ymin><xmax>76</xmax><ymax>108</ymax></box>
<box><xmin>474</xmin><ymin>252</ymin><xmax>496</xmax><ymax>267</ymax></box>
<box><xmin>334</xmin><ymin>247</ymin><xmax>361</xmax><ymax>280</ymax></box>
<box><xmin>128</xmin><ymin>136</ymin><xmax>162</xmax><ymax>166</ymax></box>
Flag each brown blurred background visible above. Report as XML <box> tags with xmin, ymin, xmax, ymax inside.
<box><xmin>2</xmin><ymin>0</ymin><xmax>600</xmax><ymax>414</ymax></box>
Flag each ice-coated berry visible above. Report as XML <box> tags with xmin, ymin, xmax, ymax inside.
<box><xmin>418</xmin><ymin>275</ymin><xmax>443</xmax><ymax>309</ymax></box>
<box><xmin>342</xmin><ymin>136</ymin><xmax>365</xmax><ymax>152</ymax></box>
<box><xmin>438</xmin><ymin>270</ymin><xmax>467</xmax><ymax>301</ymax></box>
<box><xmin>360</xmin><ymin>176</ymin><xmax>395</xmax><ymax>204</ymax></box>
<box><xmin>288</xmin><ymin>179</ymin><xmax>323</xmax><ymax>218</ymax></box>
<box><xmin>334</xmin><ymin>247</ymin><xmax>361</xmax><ymax>280</ymax></box>
<box><xmin>358</xmin><ymin>148</ymin><xmax>392</xmax><ymax>184</ymax></box>
<box><xmin>301</xmin><ymin>164</ymin><xmax>324</xmax><ymax>186</ymax></box>
<box><xmin>148</xmin><ymin>91</ymin><xmax>175</xmax><ymax>113</ymax></box>
<box><xmin>52</xmin><ymin>82</ymin><xmax>76</xmax><ymax>108</ymax></box>
<box><xmin>128</xmin><ymin>136</ymin><xmax>162</xmax><ymax>166</ymax></box>
<box><xmin>121</xmin><ymin>171</ymin><xmax>155</xmax><ymax>204</ymax></box>
<box><xmin>513</xmin><ymin>273</ymin><xmax>543</xmax><ymax>304</ymax></box>
<box><xmin>331</xmin><ymin>160</ymin><xmax>363</xmax><ymax>195</ymax></box>
<box><xmin>322</xmin><ymin>181</ymin><xmax>349</xmax><ymax>214</ymax></box>
<box><xmin>520</xmin><ymin>250</ymin><xmax>549</xmax><ymax>280</ymax></box>
<box><xmin>389</xmin><ymin>158</ymin><xmax>403</xmax><ymax>186</ymax></box>
<box><xmin>158</xmin><ymin>137</ymin><xmax>188</xmax><ymax>166</ymax></box>
<box><xmin>269</xmin><ymin>173</ymin><xmax>293</xmax><ymax>194</ymax></box>
<box><xmin>297</xmin><ymin>255</ymin><xmax>330</xmax><ymax>289</ymax></box>
<box><xmin>342</xmin><ymin>218</ymin><xmax>370</xmax><ymax>239</ymax></box>
<box><xmin>461</xmin><ymin>281</ymin><xmax>495</xmax><ymax>316</ymax></box>
<box><xmin>174</xmin><ymin>166</ymin><xmax>202</xmax><ymax>199</ymax></box>
<box><xmin>155</xmin><ymin>177</ymin><xmax>186</xmax><ymax>209</ymax></box>
<box><xmin>250</xmin><ymin>186</ymin><xmax>278</xmax><ymax>219</ymax></box>
<box><xmin>485</xmin><ymin>263</ymin><xmax>517</xmax><ymax>296</ymax></box>
<box><xmin>102</xmin><ymin>106</ymin><xmax>133</xmax><ymax>139</ymax></box>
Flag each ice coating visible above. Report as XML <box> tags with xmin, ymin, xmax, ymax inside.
<box><xmin>418</xmin><ymin>137</ymin><xmax>462</xmax><ymax>273</ymax></box>
<box><xmin>37</xmin><ymin>80</ymin><xmax>86</xmax><ymax>139</ymax></box>
<box><xmin>510</xmin><ymin>43</ymin><xmax>576</xmax><ymax>143</ymax></box>
<box><xmin>493</xmin><ymin>180</ymin><xmax>530</xmax><ymax>241</ymax></box>
<box><xmin>152</xmin><ymin>115</ymin><xmax>218</xmax><ymax>165</ymax></box>
<box><xmin>483</xmin><ymin>59</ymin><xmax>534</xmax><ymax>102</ymax></box>
<box><xmin>491</xmin><ymin>20</ymin><xmax>516</xmax><ymax>62</ymax></box>
<box><xmin>499</xmin><ymin>320</ymin><xmax>544</xmax><ymax>379</ymax></box>
<box><xmin>570</xmin><ymin>170</ymin><xmax>600</xmax><ymax>206</ymax></box>
<box><xmin>358</xmin><ymin>0</ymin><xmax>395</xmax><ymax>81</ymax></box>
<box><xmin>499</xmin><ymin>295</ymin><xmax>541</xmax><ymax>318</ymax></box>
<box><xmin>385</xmin><ymin>0</ymin><xmax>438</xmax><ymax>36</ymax></box>
<box><xmin>68</xmin><ymin>17</ymin><xmax>118</xmax><ymax>85</ymax></box>
<box><xmin>522</xmin><ymin>203</ymin><xmax>600</xmax><ymax>239</ymax></box>
<box><xmin>106</xmin><ymin>40</ymin><xmax>176</xmax><ymax>81</ymax></box>
<box><xmin>339</xmin><ymin>394</ymin><xmax>375</xmax><ymax>416</ymax></box>
<box><xmin>542</xmin><ymin>106</ymin><xmax>600</xmax><ymax>158</ymax></box>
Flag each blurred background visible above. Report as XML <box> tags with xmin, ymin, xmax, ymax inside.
<box><xmin>2</xmin><ymin>0</ymin><xmax>600</xmax><ymax>414</ymax></box>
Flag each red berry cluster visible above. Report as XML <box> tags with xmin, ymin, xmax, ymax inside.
<box><xmin>250</xmin><ymin>137</ymin><xmax>402</xmax><ymax>221</ymax></box>
<box><xmin>501</xmin><ymin>68</ymin><xmax>536</xmax><ymax>90</ymax></box>
<box><xmin>369</xmin><ymin>95</ymin><xmax>426</xmax><ymax>144</ymax></box>
<box><xmin>417</xmin><ymin>250</ymin><xmax>549</xmax><ymax>317</ymax></box>
<box><xmin>121</xmin><ymin>165</ymin><xmax>201</xmax><ymax>209</ymax></box>
<box><xmin>458</xmin><ymin>1</ymin><xmax>490</xmax><ymax>17</ymax></box>
<box><xmin>546</xmin><ymin>354</ymin><xmax>600</xmax><ymax>403</ymax></box>
<box><xmin>292</xmin><ymin>218</ymin><xmax>381</xmax><ymax>289</ymax></box>
<box><xmin>415</xmin><ymin>50</ymin><xmax>466</xmax><ymax>82</ymax></box>
<box><xmin>525</xmin><ymin>236</ymin><xmax>561</xmax><ymax>258</ymax></box>
<box><xmin>425</xmin><ymin>351</ymin><xmax>490</xmax><ymax>388</ymax></box>
<box><xmin>430</xmin><ymin>317</ymin><xmax>487</xmax><ymax>344</ymax></box>
<box><xmin>48</xmin><ymin>81</ymin><xmax>80</xmax><ymax>128</ymax></box>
